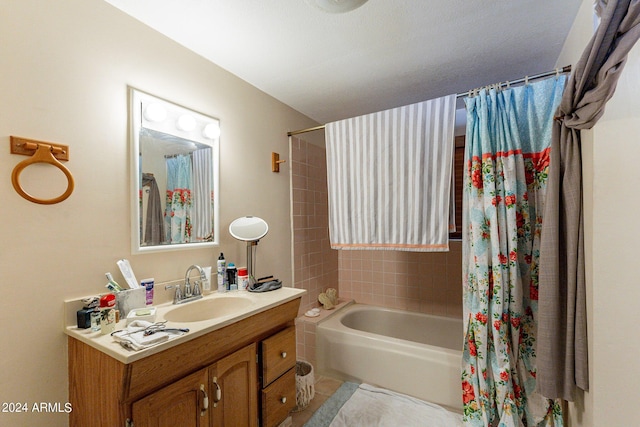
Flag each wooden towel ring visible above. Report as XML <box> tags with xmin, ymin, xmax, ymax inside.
<box><xmin>11</xmin><ymin>143</ymin><xmax>75</xmax><ymax>204</ymax></box>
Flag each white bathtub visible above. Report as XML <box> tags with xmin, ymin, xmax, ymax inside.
<box><xmin>316</xmin><ymin>303</ymin><xmax>463</xmax><ymax>412</ymax></box>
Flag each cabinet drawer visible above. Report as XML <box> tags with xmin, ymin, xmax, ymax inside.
<box><xmin>261</xmin><ymin>368</ymin><xmax>295</xmax><ymax>427</ymax></box>
<box><xmin>261</xmin><ymin>326</ymin><xmax>296</xmax><ymax>387</ymax></box>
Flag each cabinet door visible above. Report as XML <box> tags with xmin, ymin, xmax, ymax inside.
<box><xmin>132</xmin><ymin>368</ymin><xmax>210</xmax><ymax>427</ymax></box>
<box><xmin>210</xmin><ymin>343</ymin><xmax>258</xmax><ymax>427</ymax></box>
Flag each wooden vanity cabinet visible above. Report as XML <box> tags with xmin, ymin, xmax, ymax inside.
<box><xmin>131</xmin><ymin>344</ymin><xmax>257</xmax><ymax>427</ymax></box>
<box><xmin>68</xmin><ymin>297</ymin><xmax>300</xmax><ymax>427</ymax></box>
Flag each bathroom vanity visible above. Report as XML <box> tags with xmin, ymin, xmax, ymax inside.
<box><xmin>66</xmin><ymin>287</ymin><xmax>304</xmax><ymax>427</ymax></box>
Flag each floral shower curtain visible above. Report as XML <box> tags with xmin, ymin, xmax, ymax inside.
<box><xmin>165</xmin><ymin>154</ymin><xmax>193</xmax><ymax>243</ymax></box>
<box><xmin>461</xmin><ymin>76</ymin><xmax>566</xmax><ymax>426</ymax></box>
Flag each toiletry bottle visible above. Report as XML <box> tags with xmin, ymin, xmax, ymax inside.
<box><xmin>238</xmin><ymin>267</ymin><xmax>249</xmax><ymax>291</ymax></box>
<box><xmin>77</xmin><ymin>306</ymin><xmax>94</xmax><ymax>329</ymax></box>
<box><xmin>141</xmin><ymin>278</ymin><xmax>155</xmax><ymax>305</ymax></box>
<box><xmin>99</xmin><ymin>294</ymin><xmax>117</xmax><ymax>335</ymax></box>
<box><xmin>217</xmin><ymin>253</ymin><xmax>227</xmax><ymax>293</ymax></box>
<box><xmin>90</xmin><ymin>309</ymin><xmax>101</xmax><ymax>331</ymax></box>
<box><xmin>227</xmin><ymin>263</ymin><xmax>237</xmax><ymax>291</ymax></box>
<box><xmin>78</xmin><ymin>297</ymin><xmax>99</xmax><ymax>329</ymax></box>
<box><xmin>202</xmin><ymin>266</ymin><xmax>212</xmax><ymax>294</ymax></box>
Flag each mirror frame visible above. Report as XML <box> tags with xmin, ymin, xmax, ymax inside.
<box><xmin>129</xmin><ymin>87</ymin><xmax>220</xmax><ymax>253</ymax></box>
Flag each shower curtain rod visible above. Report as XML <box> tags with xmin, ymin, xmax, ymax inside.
<box><xmin>287</xmin><ymin>65</ymin><xmax>572</xmax><ymax>137</ymax></box>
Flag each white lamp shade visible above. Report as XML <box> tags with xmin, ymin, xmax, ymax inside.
<box><xmin>176</xmin><ymin>114</ymin><xmax>197</xmax><ymax>132</ymax></box>
<box><xmin>305</xmin><ymin>0</ymin><xmax>368</xmax><ymax>13</ymax></box>
<box><xmin>203</xmin><ymin>122</ymin><xmax>221</xmax><ymax>139</ymax></box>
<box><xmin>144</xmin><ymin>103</ymin><xmax>167</xmax><ymax>122</ymax></box>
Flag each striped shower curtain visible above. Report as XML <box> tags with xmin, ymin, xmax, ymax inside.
<box><xmin>325</xmin><ymin>94</ymin><xmax>456</xmax><ymax>251</ymax></box>
<box><xmin>191</xmin><ymin>147</ymin><xmax>214</xmax><ymax>242</ymax></box>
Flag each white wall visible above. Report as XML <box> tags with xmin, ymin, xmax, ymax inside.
<box><xmin>556</xmin><ymin>1</ymin><xmax>640</xmax><ymax>426</ymax></box>
<box><xmin>0</xmin><ymin>1</ymin><xmax>318</xmax><ymax>426</ymax></box>
<box><xmin>589</xmin><ymin>45</ymin><xmax>640</xmax><ymax>427</ymax></box>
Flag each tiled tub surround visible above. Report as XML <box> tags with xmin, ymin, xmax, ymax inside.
<box><xmin>291</xmin><ymin>136</ymin><xmax>338</xmax><ymax>314</ymax></box>
<box><xmin>295</xmin><ymin>299</ymin><xmax>351</xmax><ymax>368</ymax></box>
<box><xmin>291</xmin><ymin>136</ymin><xmax>464</xmax><ymax>366</ymax></box>
<box><xmin>290</xmin><ymin>136</ymin><xmax>463</xmax><ymax>319</ymax></box>
<box><xmin>338</xmin><ymin>241</ymin><xmax>463</xmax><ymax>319</ymax></box>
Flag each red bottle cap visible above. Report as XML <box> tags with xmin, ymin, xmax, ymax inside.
<box><xmin>238</xmin><ymin>267</ymin><xmax>248</xmax><ymax>276</ymax></box>
<box><xmin>99</xmin><ymin>293</ymin><xmax>116</xmax><ymax>308</ymax></box>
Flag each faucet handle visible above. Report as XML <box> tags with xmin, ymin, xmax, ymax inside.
<box><xmin>192</xmin><ymin>280</ymin><xmax>202</xmax><ymax>296</ymax></box>
<box><xmin>174</xmin><ymin>285</ymin><xmax>183</xmax><ymax>304</ymax></box>
<box><xmin>184</xmin><ymin>280</ymin><xmax>193</xmax><ymax>298</ymax></box>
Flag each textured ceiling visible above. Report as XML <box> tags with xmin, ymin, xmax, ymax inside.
<box><xmin>103</xmin><ymin>0</ymin><xmax>583</xmax><ymax>124</ymax></box>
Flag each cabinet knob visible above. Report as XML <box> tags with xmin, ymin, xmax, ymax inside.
<box><xmin>281</xmin><ymin>352</ymin><xmax>287</xmax><ymax>358</ymax></box>
<box><xmin>280</xmin><ymin>397</ymin><xmax>287</xmax><ymax>404</ymax></box>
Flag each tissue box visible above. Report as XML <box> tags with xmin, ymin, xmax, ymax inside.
<box><xmin>116</xmin><ymin>287</ymin><xmax>146</xmax><ymax>318</ymax></box>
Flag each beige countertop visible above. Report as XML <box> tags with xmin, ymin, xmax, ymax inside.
<box><xmin>64</xmin><ymin>286</ymin><xmax>306</xmax><ymax>364</ymax></box>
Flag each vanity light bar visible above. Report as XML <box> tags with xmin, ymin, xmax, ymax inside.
<box><xmin>137</xmin><ymin>91</ymin><xmax>221</xmax><ymax>145</ymax></box>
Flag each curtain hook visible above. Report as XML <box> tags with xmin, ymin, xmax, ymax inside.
<box><xmin>525</xmin><ymin>75</ymin><xmax>529</xmax><ymax>85</ymax></box>
<box><xmin>555</xmin><ymin>68</ymin><xmax>560</xmax><ymax>79</ymax></box>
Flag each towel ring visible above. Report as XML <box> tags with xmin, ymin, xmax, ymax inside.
<box><xmin>11</xmin><ymin>143</ymin><xmax>75</xmax><ymax>204</ymax></box>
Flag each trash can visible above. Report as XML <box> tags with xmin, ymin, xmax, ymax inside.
<box><xmin>293</xmin><ymin>360</ymin><xmax>315</xmax><ymax>412</ymax></box>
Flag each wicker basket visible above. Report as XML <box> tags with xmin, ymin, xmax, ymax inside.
<box><xmin>292</xmin><ymin>361</ymin><xmax>315</xmax><ymax>412</ymax></box>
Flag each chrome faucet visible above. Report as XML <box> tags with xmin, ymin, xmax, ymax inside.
<box><xmin>172</xmin><ymin>265</ymin><xmax>208</xmax><ymax>304</ymax></box>
<box><xmin>185</xmin><ymin>265</ymin><xmax>207</xmax><ymax>297</ymax></box>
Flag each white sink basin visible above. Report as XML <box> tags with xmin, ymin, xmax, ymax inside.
<box><xmin>163</xmin><ymin>296</ymin><xmax>253</xmax><ymax>323</ymax></box>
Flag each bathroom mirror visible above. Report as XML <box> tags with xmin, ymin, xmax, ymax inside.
<box><xmin>130</xmin><ymin>87</ymin><xmax>220</xmax><ymax>253</ymax></box>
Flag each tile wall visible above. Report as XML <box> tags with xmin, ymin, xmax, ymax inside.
<box><xmin>290</xmin><ymin>136</ymin><xmax>339</xmax><ymax>314</ymax></box>
<box><xmin>338</xmin><ymin>243</ymin><xmax>463</xmax><ymax>318</ymax></box>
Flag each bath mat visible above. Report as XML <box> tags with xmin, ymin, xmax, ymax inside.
<box><xmin>304</xmin><ymin>383</ymin><xmax>462</xmax><ymax>427</ymax></box>
<box><xmin>303</xmin><ymin>382</ymin><xmax>359</xmax><ymax>427</ymax></box>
